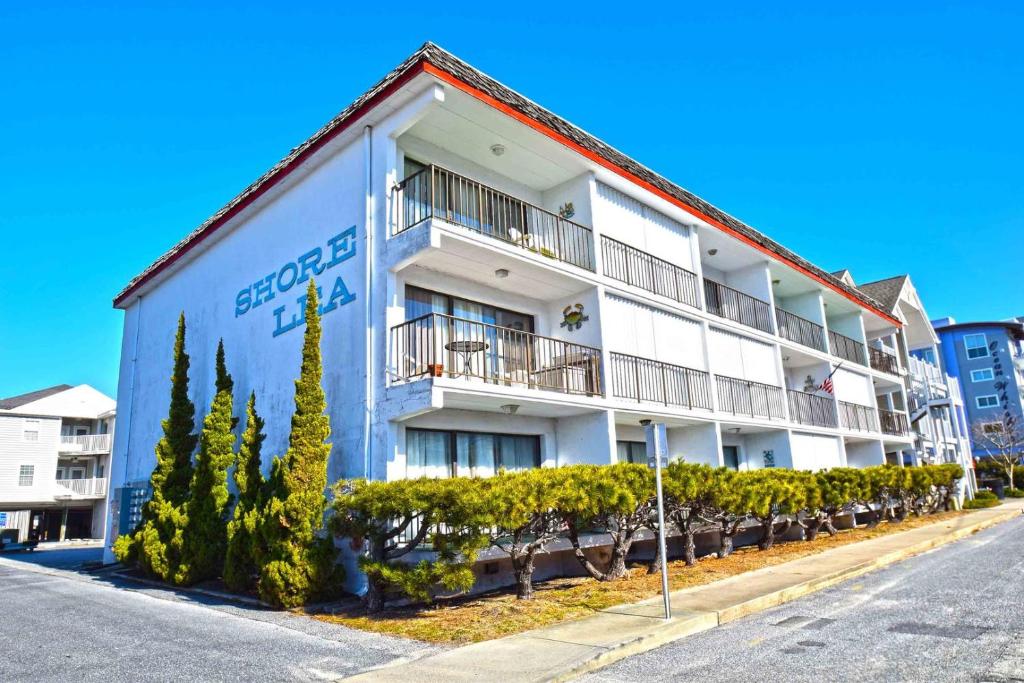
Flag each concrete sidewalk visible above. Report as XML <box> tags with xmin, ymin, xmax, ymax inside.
<box><xmin>347</xmin><ymin>502</ymin><xmax>1024</xmax><ymax>682</ymax></box>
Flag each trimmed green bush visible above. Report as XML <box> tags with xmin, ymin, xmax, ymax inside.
<box><xmin>965</xmin><ymin>490</ymin><xmax>1000</xmax><ymax>509</ymax></box>
<box><xmin>224</xmin><ymin>391</ymin><xmax>267</xmax><ymax>592</ymax></box>
<box><xmin>114</xmin><ymin>313</ymin><xmax>198</xmax><ymax>581</ymax></box>
<box><xmin>331</xmin><ymin>463</ymin><xmax>963</xmax><ymax>610</ymax></box>
<box><xmin>1005</xmin><ymin>488</ymin><xmax>1024</xmax><ymax>499</ymax></box>
<box><xmin>257</xmin><ymin>281</ymin><xmax>341</xmax><ymax>608</ymax></box>
<box><xmin>177</xmin><ymin>340</ymin><xmax>237</xmax><ymax>585</ymax></box>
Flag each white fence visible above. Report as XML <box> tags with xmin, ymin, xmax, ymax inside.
<box><xmin>59</xmin><ymin>433</ymin><xmax>112</xmax><ymax>454</ymax></box>
<box><xmin>56</xmin><ymin>477</ymin><xmax>108</xmax><ymax>497</ymax></box>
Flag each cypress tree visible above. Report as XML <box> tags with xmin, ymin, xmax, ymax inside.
<box><xmin>258</xmin><ymin>280</ymin><xmax>340</xmax><ymax>607</ymax></box>
<box><xmin>114</xmin><ymin>313</ymin><xmax>198</xmax><ymax>580</ymax></box>
<box><xmin>178</xmin><ymin>339</ymin><xmax>237</xmax><ymax>585</ymax></box>
<box><xmin>224</xmin><ymin>391</ymin><xmax>266</xmax><ymax>592</ymax></box>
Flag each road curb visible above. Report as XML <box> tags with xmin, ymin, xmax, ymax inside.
<box><xmin>555</xmin><ymin>506</ymin><xmax>1023</xmax><ymax>681</ymax></box>
<box><xmin>110</xmin><ymin>571</ymin><xmax>271</xmax><ymax>608</ymax></box>
<box><xmin>347</xmin><ymin>505</ymin><xmax>1023</xmax><ymax>682</ymax></box>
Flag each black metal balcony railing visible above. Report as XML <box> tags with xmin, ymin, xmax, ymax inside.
<box><xmin>703</xmin><ymin>279</ymin><xmax>775</xmax><ymax>334</ymax></box>
<box><xmin>394</xmin><ymin>165</ymin><xmax>596</xmax><ymax>271</ymax></box>
<box><xmin>775</xmin><ymin>308</ymin><xmax>826</xmax><ymax>352</ymax></box>
<box><xmin>838</xmin><ymin>400</ymin><xmax>879</xmax><ymax>432</ymax></box>
<box><xmin>879</xmin><ymin>408</ymin><xmax>911</xmax><ymax>437</ymax></box>
<box><xmin>610</xmin><ymin>352</ymin><xmax>713</xmax><ymax>410</ymax></box>
<box><xmin>787</xmin><ymin>390</ymin><xmax>838</xmax><ymax>428</ymax></box>
<box><xmin>390</xmin><ymin>313</ymin><xmax>602</xmax><ymax>397</ymax></box>
<box><xmin>828</xmin><ymin>330</ymin><xmax>867</xmax><ymax>366</ymax></box>
<box><xmin>869</xmin><ymin>346</ymin><xmax>899</xmax><ymax>375</ymax></box>
<box><xmin>716</xmin><ymin>376</ymin><xmax>787</xmax><ymax>420</ymax></box>
<box><xmin>601</xmin><ymin>236</ymin><xmax>700</xmax><ymax>309</ymax></box>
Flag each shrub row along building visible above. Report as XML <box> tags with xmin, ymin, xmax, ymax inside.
<box><xmin>102</xmin><ymin>43</ymin><xmax>976</xmax><ymax>580</ymax></box>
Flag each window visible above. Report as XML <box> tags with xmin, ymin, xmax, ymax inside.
<box><xmin>406</xmin><ymin>428</ymin><xmax>541</xmax><ymax>478</ymax></box>
<box><xmin>971</xmin><ymin>368</ymin><xmax>995</xmax><ymax>382</ymax></box>
<box><xmin>964</xmin><ymin>333</ymin><xmax>989</xmax><ymax>359</ymax></box>
<box><xmin>976</xmin><ymin>395</ymin><xmax>999</xmax><ymax>409</ymax></box>
<box><xmin>404</xmin><ymin>285</ymin><xmax>534</xmax><ymax>332</ymax></box>
<box><xmin>23</xmin><ymin>419</ymin><xmax>39</xmax><ymax>442</ymax></box>
<box><xmin>616</xmin><ymin>441</ymin><xmax>646</xmax><ymax>464</ymax></box>
<box><xmin>18</xmin><ymin>465</ymin><xmax>34</xmax><ymax>487</ymax></box>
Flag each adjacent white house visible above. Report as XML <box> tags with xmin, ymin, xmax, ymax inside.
<box><xmin>0</xmin><ymin>384</ymin><xmax>115</xmax><ymax>543</ymax></box>
<box><xmin>106</xmin><ymin>43</ymin><xmax>935</xmax><ymax>578</ymax></box>
<box><xmin>852</xmin><ymin>274</ymin><xmax>975</xmax><ymax>492</ymax></box>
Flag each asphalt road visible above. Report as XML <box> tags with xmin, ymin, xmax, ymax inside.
<box><xmin>0</xmin><ymin>548</ymin><xmax>435</xmax><ymax>682</ymax></box>
<box><xmin>582</xmin><ymin>513</ymin><xmax>1024</xmax><ymax>683</ymax></box>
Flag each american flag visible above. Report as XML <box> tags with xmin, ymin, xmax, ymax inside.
<box><xmin>820</xmin><ymin>376</ymin><xmax>834</xmax><ymax>394</ymax></box>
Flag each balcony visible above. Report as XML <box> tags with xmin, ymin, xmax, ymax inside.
<box><xmin>704</xmin><ymin>279</ymin><xmax>774</xmax><ymax>334</ymax></box>
<box><xmin>879</xmin><ymin>409</ymin><xmax>911</xmax><ymax>437</ymax></box>
<box><xmin>828</xmin><ymin>330</ymin><xmax>867</xmax><ymax>366</ymax></box>
<box><xmin>54</xmin><ymin>477</ymin><xmax>108</xmax><ymax>498</ymax></box>
<box><xmin>869</xmin><ymin>346</ymin><xmax>899</xmax><ymax>375</ymax></box>
<box><xmin>601</xmin><ymin>237</ymin><xmax>700</xmax><ymax>309</ymax></box>
<box><xmin>716</xmin><ymin>376</ymin><xmax>787</xmax><ymax>420</ymax></box>
<box><xmin>787</xmin><ymin>390</ymin><xmax>838</xmax><ymax>428</ymax></box>
<box><xmin>394</xmin><ymin>165</ymin><xmax>595</xmax><ymax>272</ymax></box>
<box><xmin>58</xmin><ymin>433</ymin><xmax>111</xmax><ymax>454</ymax></box>
<box><xmin>390</xmin><ymin>313</ymin><xmax>602</xmax><ymax>397</ymax></box>
<box><xmin>609</xmin><ymin>352</ymin><xmax>712</xmax><ymax>410</ymax></box>
<box><xmin>775</xmin><ymin>308</ymin><xmax>826</xmax><ymax>352</ymax></box>
<box><xmin>838</xmin><ymin>400</ymin><xmax>879</xmax><ymax>432</ymax></box>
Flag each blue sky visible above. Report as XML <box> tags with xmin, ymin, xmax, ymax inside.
<box><xmin>1</xmin><ymin>2</ymin><xmax>1021</xmax><ymax>399</ymax></box>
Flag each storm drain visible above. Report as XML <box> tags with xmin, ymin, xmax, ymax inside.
<box><xmin>888</xmin><ymin>622</ymin><xmax>991</xmax><ymax>640</ymax></box>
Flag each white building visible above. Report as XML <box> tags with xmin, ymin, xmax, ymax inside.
<box><xmin>853</xmin><ymin>274</ymin><xmax>975</xmax><ymax>488</ymax></box>
<box><xmin>0</xmin><ymin>384</ymin><xmax>115</xmax><ymax>543</ymax></box>
<box><xmin>107</xmin><ymin>43</ymin><xmax>931</xmax><ymax>574</ymax></box>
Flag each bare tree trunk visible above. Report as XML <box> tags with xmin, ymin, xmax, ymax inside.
<box><xmin>717</xmin><ymin>518</ymin><xmax>742</xmax><ymax>558</ymax></box>
<box><xmin>682</xmin><ymin>520</ymin><xmax>696</xmax><ymax>566</ymax></box>
<box><xmin>823</xmin><ymin>517</ymin><xmax>838</xmax><ymax>536</ymax></box>
<box><xmin>567</xmin><ymin>523</ymin><xmax>630</xmax><ymax>582</ymax></box>
<box><xmin>801</xmin><ymin>515</ymin><xmax>824</xmax><ymax>541</ymax></box>
<box><xmin>512</xmin><ymin>552</ymin><xmax>535</xmax><ymax>600</ymax></box>
<box><xmin>758</xmin><ymin>515</ymin><xmax>776</xmax><ymax>550</ymax></box>
<box><xmin>647</xmin><ymin>533</ymin><xmax>663</xmax><ymax>575</ymax></box>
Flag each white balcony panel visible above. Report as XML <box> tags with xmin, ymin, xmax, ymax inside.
<box><xmin>604</xmin><ymin>295</ymin><xmax>703</xmax><ymax>368</ymax></box>
<box><xmin>594</xmin><ymin>182</ymin><xmax>694</xmax><ymax>271</ymax></box>
<box><xmin>708</xmin><ymin>328</ymin><xmax>776</xmax><ymax>385</ymax></box>
<box><xmin>832</xmin><ymin>366</ymin><xmax>873</xmax><ymax>405</ymax></box>
<box><xmin>791</xmin><ymin>432</ymin><xmax>843</xmax><ymax>470</ymax></box>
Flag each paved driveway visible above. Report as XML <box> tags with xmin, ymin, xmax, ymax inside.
<box><xmin>0</xmin><ymin>553</ymin><xmax>436</xmax><ymax>682</ymax></box>
<box><xmin>582</xmin><ymin>514</ymin><xmax>1024</xmax><ymax>682</ymax></box>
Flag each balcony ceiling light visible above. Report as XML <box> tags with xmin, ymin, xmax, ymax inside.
<box><xmin>490</xmin><ymin>143</ymin><xmax>506</xmax><ymax>156</ymax></box>
<box><xmin>495</xmin><ymin>268</ymin><xmax>510</xmax><ymax>279</ymax></box>
<box><xmin>707</xmin><ymin>248</ymin><xmax>718</xmax><ymax>256</ymax></box>
<box><xmin>500</xmin><ymin>404</ymin><xmax>520</xmax><ymax>415</ymax></box>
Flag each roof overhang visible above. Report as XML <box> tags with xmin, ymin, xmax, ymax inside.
<box><xmin>113</xmin><ymin>44</ymin><xmax>901</xmax><ymax>326</ymax></box>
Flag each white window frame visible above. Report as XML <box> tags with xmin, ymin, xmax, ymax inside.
<box><xmin>18</xmin><ymin>465</ymin><xmax>34</xmax><ymax>487</ymax></box>
<box><xmin>22</xmin><ymin>419</ymin><xmax>40</xmax><ymax>442</ymax></box>
<box><xmin>963</xmin><ymin>333</ymin><xmax>989</xmax><ymax>359</ymax></box>
<box><xmin>976</xmin><ymin>394</ymin><xmax>999</xmax><ymax>409</ymax></box>
<box><xmin>971</xmin><ymin>368</ymin><xmax>995</xmax><ymax>382</ymax></box>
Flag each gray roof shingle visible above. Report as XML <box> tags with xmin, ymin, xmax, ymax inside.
<box><xmin>0</xmin><ymin>384</ymin><xmax>73</xmax><ymax>410</ymax></box>
<box><xmin>114</xmin><ymin>42</ymin><xmax>893</xmax><ymax>320</ymax></box>
<box><xmin>857</xmin><ymin>275</ymin><xmax>909</xmax><ymax>315</ymax></box>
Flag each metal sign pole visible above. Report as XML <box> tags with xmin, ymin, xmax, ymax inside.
<box><xmin>642</xmin><ymin>420</ymin><xmax>672</xmax><ymax>620</ymax></box>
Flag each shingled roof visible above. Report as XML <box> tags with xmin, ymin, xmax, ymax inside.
<box><xmin>0</xmin><ymin>384</ymin><xmax>73</xmax><ymax>410</ymax></box>
<box><xmin>113</xmin><ymin>42</ymin><xmax>894</xmax><ymax>321</ymax></box>
<box><xmin>857</xmin><ymin>275</ymin><xmax>909</xmax><ymax>315</ymax></box>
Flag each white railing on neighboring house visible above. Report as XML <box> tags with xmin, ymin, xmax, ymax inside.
<box><xmin>55</xmin><ymin>477</ymin><xmax>108</xmax><ymax>497</ymax></box>
<box><xmin>908</xmin><ymin>357</ymin><xmax>947</xmax><ymax>391</ymax></box>
<box><xmin>59</xmin><ymin>433</ymin><xmax>112</xmax><ymax>454</ymax></box>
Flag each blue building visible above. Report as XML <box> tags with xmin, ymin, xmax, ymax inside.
<box><xmin>932</xmin><ymin>317</ymin><xmax>1024</xmax><ymax>461</ymax></box>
